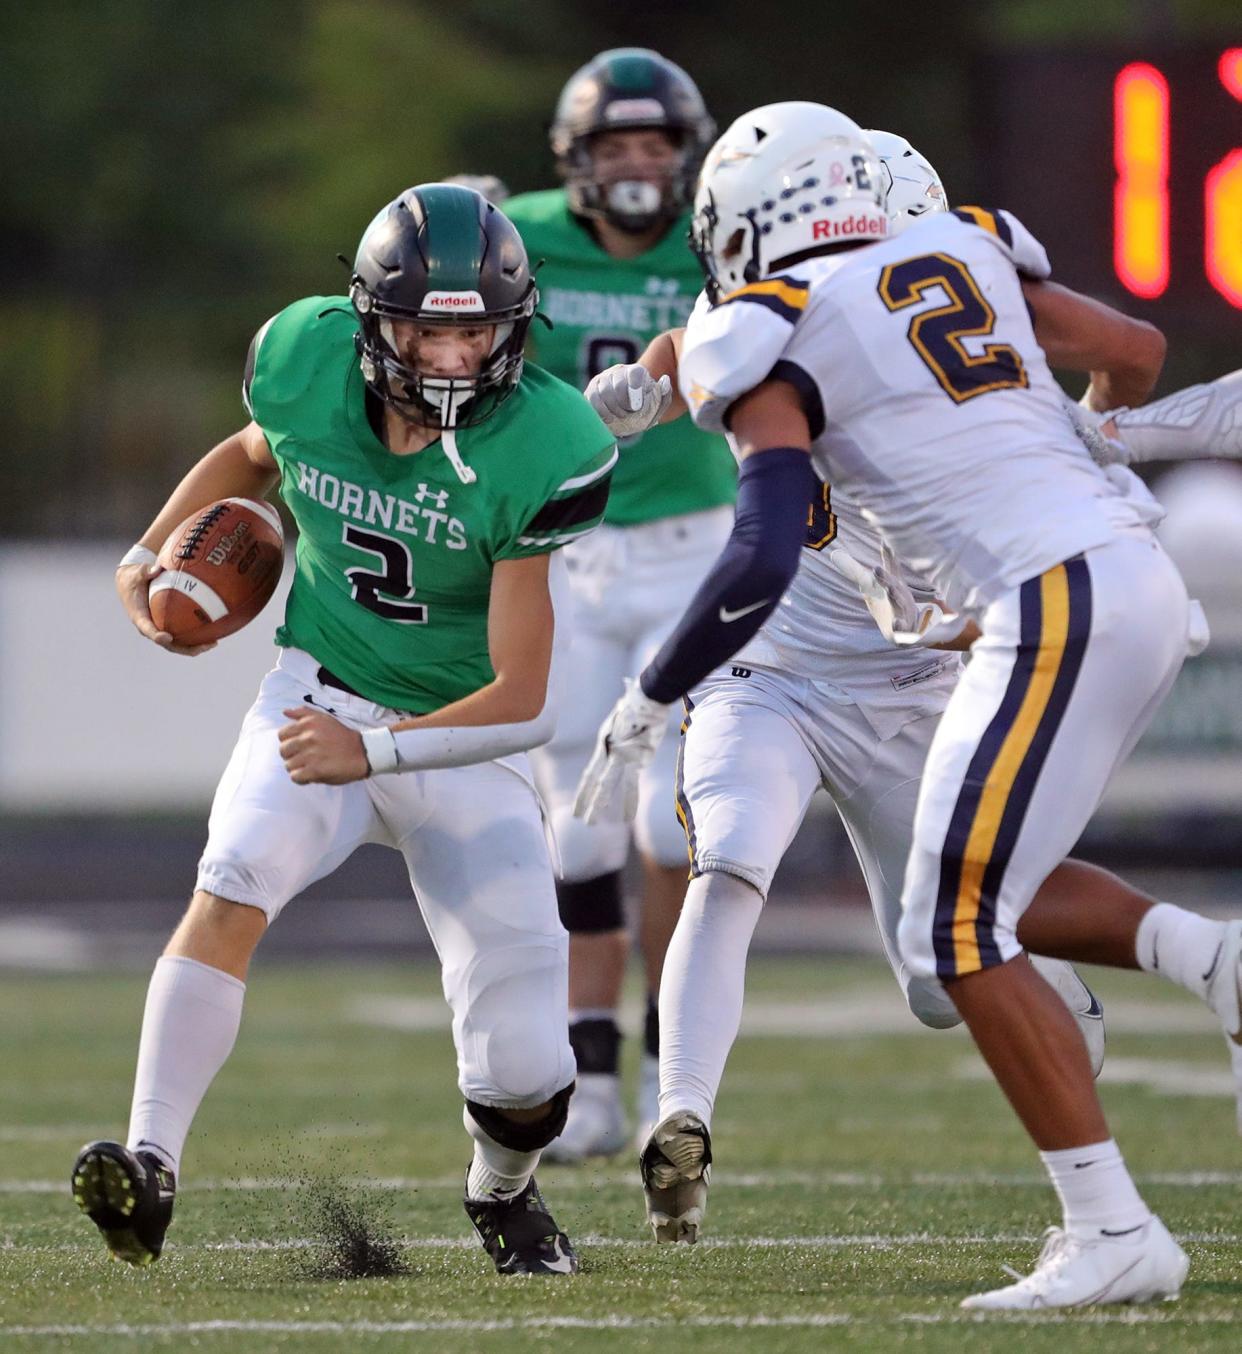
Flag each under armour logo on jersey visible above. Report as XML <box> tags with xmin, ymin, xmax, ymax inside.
<box><xmin>731</xmin><ymin>666</ymin><xmax>752</xmax><ymax>678</ymax></box>
<box><xmin>414</xmin><ymin>483</ymin><xmax>450</xmax><ymax>510</ymax></box>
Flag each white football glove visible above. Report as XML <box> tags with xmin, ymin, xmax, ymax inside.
<box><xmin>572</xmin><ymin>677</ymin><xmax>669</xmax><ymax>825</ymax></box>
<box><xmin>1062</xmin><ymin>392</ymin><xmax>1128</xmax><ymax>467</ymax></box>
<box><xmin>827</xmin><ymin>542</ymin><xmax>967</xmax><ymax>648</ymax></box>
<box><xmin>586</xmin><ymin>363</ymin><xmax>673</xmax><ymax>438</ymax></box>
<box><xmin>1110</xmin><ymin>369</ymin><xmax>1242</xmax><ymax>465</ymax></box>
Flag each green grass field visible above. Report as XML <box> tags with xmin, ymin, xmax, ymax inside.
<box><xmin>2</xmin><ymin>955</ymin><xmax>1240</xmax><ymax>1352</ymax></box>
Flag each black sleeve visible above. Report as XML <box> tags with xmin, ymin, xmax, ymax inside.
<box><xmin>638</xmin><ymin>448</ymin><xmax>817</xmax><ymax>704</ymax></box>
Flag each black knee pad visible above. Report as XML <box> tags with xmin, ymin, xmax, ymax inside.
<box><xmin>466</xmin><ymin>1081</ymin><xmax>575</xmax><ymax>1153</ymax></box>
<box><xmin>557</xmin><ymin>871</ymin><xmax>624</xmax><ymax>934</ymax></box>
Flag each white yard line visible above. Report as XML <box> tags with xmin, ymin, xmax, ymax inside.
<box><xmin>7</xmin><ymin>1231</ymin><xmax>1240</xmax><ymax>1254</ymax></box>
<box><xmin>955</xmin><ymin>1055</ymin><xmax>1238</xmax><ymax>1098</ymax></box>
<box><xmin>348</xmin><ymin>992</ymin><xmax>1221</xmax><ymax>1038</ymax></box>
<box><xmin>3</xmin><ymin>1311</ymin><xmax>1238</xmax><ymax>1337</ymax></box>
<box><xmin>7</xmin><ymin>1168</ymin><xmax>1242</xmax><ymax>1194</ymax></box>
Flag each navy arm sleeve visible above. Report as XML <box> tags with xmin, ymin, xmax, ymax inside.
<box><xmin>638</xmin><ymin>448</ymin><xmax>816</xmax><ymax>704</ymax></box>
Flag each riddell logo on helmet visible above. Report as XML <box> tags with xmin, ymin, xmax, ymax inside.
<box><xmin>422</xmin><ymin>290</ymin><xmax>485</xmax><ymax>312</ymax></box>
<box><xmin>605</xmin><ymin>98</ymin><xmax>665</xmax><ymax>122</ymax></box>
<box><xmin>811</xmin><ymin>215</ymin><xmax>886</xmax><ymax>240</ymax></box>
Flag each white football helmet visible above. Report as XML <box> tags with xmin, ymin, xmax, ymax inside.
<box><xmin>867</xmin><ymin>129</ymin><xmax>948</xmax><ymax>234</ymax></box>
<box><xmin>691</xmin><ymin>102</ymin><xmax>886</xmax><ymax>303</ymax></box>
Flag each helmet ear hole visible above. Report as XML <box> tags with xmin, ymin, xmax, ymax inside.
<box><xmin>722</xmin><ymin>227</ymin><xmax>746</xmax><ymax>261</ymax></box>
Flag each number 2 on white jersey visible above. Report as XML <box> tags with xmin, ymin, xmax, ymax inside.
<box><xmin>877</xmin><ymin>252</ymin><xmax>1028</xmax><ymax>403</ymax></box>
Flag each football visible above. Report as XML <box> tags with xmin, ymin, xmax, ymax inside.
<box><xmin>149</xmin><ymin>497</ymin><xmax>284</xmax><ymax>644</ymax></box>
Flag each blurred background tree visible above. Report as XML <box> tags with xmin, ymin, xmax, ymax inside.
<box><xmin>0</xmin><ymin>0</ymin><xmax>1237</xmax><ymax>534</ymax></box>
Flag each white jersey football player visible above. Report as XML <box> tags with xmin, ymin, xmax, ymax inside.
<box><xmin>582</xmin><ymin>126</ymin><xmax>1221</xmax><ymax>1223</ymax></box>
<box><xmin>577</xmin><ymin>104</ymin><xmax>1242</xmax><ymax>1310</ymax></box>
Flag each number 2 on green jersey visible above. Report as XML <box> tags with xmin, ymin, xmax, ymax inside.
<box><xmin>343</xmin><ymin>524</ymin><xmax>427</xmax><ymax>623</ymax></box>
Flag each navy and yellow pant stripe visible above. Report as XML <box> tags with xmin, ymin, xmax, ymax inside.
<box><xmin>673</xmin><ymin>695</ymin><xmax>700</xmax><ymax>877</ymax></box>
<box><xmin>932</xmin><ymin>556</ymin><xmax>1093</xmax><ymax>980</ymax></box>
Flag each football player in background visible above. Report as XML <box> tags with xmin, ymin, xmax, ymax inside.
<box><xmin>72</xmin><ymin>184</ymin><xmax>616</xmax><ymax>1277</ymax></box>
<box><xmin>579</xmin><ymin>104</ymin><xmax>1242</xmax><ymax>1308</ymax></box>
<box><xmin>503</xmin><ymin>49</ymin><xmax>737</xmax><ymax>1160</ymax></box>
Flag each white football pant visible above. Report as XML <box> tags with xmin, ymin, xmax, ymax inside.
<box><xmin>197</xmin><ymin>648</ymin><xmax>576</xmax><ymax>1108</ymax></box>
<box><xmin>898</xmin><ymin>535</ymin><xmax>1191</xmax><ymax>982</ymax></box>
<box><xmin>676</xmin><ymin>653</ymin><xmax>962</xmax><ymax>1025</ymax></box>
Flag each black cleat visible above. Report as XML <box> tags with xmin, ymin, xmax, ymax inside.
<box><xmin>463</xmin><ymin>1175</ymin><xmax>578</xmax><ymax>1275</ymax></box>
<box><xmin>71</xmin><ymin>1140</ymin><xmax>176</xmax><ymax>1266</ymax></box>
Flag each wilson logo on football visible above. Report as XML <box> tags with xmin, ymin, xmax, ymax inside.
<box><xmin>422</xmin><ymin>290</ymin><xmax>486</xmax><ymax>312</ymax></box>
<box><xmin>206</xmin><ymin>520</ymin><xmax>251</xmax><ymax>567</ymax></box>
<box><xmin>812</xmin><ymin>214</ymin><xmax>887</xmax><ymax>241</ymax></box>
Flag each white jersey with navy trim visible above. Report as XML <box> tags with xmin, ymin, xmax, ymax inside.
<box><xmin>681</xmin><ymin>207</ymin><xmax>1162</xmax><ymax>615</ymax></box>
<box><xmin>679</xmin><ymin>292</ymin><xmax>961</xmax><ymax>718</ymax></box>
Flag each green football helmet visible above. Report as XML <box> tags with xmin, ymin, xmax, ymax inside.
<box><xmin>350</xmin><ymin>184</ymin><xmax>537</xmax><ymax>433</ymax></box>
<box><xmin>550</xmin><ymin>48</ymin><xmax>715</xmax><ymax>233</ymax></box>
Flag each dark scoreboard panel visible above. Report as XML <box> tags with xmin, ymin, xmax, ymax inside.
<box><xmin>981</xmin><ymin>47</ymin><xmax>1242</xmax><ymax>330</ymax></box>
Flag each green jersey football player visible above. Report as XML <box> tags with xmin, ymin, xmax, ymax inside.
<box><xmin>504</xmin><ymin>49</ymin><xmax>736</xmax><ymax>1164</ymax></box>
<box><xmin>72</xmin><ymin>185</ymin><xmax>615</xmax><ymax>1277</ymax></box>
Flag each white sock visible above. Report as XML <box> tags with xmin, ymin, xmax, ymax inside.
<box><xmin>657</xmin><ymin>871</ymin><xmax>763</xmax><ymax>1126</ymax></box>
<box><xmin>126</xmin><ymin>955</ymin><xmax>245</xmax><ymax>1178</ymax></box>
<box><xmin>1135</xmin><ymin>902</ymin><xmax>1228</xmax><ymax>1002</ymax></box>
<box><xmin>1040</xmin><ymin>1138</ymin><xmax>1151</xmax><ymax>1240</ymax></box>
<box><xmin>463</xmin><ymin>1106</ymin><xmax>539</xmax><ymax>1200</ymax></box>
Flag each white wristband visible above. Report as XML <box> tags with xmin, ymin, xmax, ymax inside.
<box><xmin>361</xmin><ymin>725</ymin><xmax>399</xmax><ymax>776</ymax></box>
<box><xmin>118</xmin><ymin>544</ymin><xmax>158</xmax><ymax>570</ymax></box>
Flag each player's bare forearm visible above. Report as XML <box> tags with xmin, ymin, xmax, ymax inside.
<box><xmin>637</xmin><ymin>328</ymin><xmax>689</xmax><ymax>423</ymax></box>
<box><xmin>1022</xmin><ymin>279</ymin><xmax>1166</xmax><ymax>411</ymax></box>
<box><xmin>137</xmin><ymin>423</ymin><xmax>279</xmax><ymax>552</ymax></box>
<box><xmin>729</xmin><ymin>378</ymin><xmax>812</xmax><ymax>455</ymax></box>
<box><xmin>391</xmin><ymin>554</ymin><xmax>556</xmax><ymax>735</ymax></box>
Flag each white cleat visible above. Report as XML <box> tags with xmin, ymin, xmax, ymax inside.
<box><xmin>961</xmin><ymin>1217</ymin><xmax>1188</xmax><ymax>1310</ymax></box>
<box><xmin>1203</xmin><ymin>919</ymin><xmax>1242</xmax><ymax>1132</ymax></box>
<box><xmin>639</xmin><ymin>1111</ymin><xmax>711</xmax><ymax>1244</ymax></box>
<box><xmin>541</xmin><ymin>1073</ymin><xmax>628</xmax><ymax>1164</ymax></box>
<box><xmin>634</xmin><ymin>1052</ymin><xmax>660</xmax><ymax>1152</ymax></box>
<box><xmin>1029</xmin><ymin>955</ymin><xmax>1106</xmax><ymax>1078</ymax></box>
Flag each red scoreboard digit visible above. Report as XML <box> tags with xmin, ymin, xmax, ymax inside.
<box><xmin>984</xmin><ymin>46</ymin><xmax>1242</xmax><ymax>327</ymax></box>
<box><xmin>1116</xmin><ymin>51</ymin><xmax>1242</xmax><ymax>306</ymax></box>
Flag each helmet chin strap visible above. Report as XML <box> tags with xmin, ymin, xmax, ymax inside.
<box><xmin>424</xmin><ymin>382</ymin><xmax>478</xmax><ymax>485</ymax></box>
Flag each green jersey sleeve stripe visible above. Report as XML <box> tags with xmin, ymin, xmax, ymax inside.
<box><xmin>553</xmin><ymin>445</ymin><xmax>618</xmax><ymax>496</ymax></box>
<box><xmin>515</xmin><ymin>523</ymin><xmax>601</xmax><ymax>548</ymax></box>
<box><xmin>524</xmin><ymin>476</ymin><xmax>611</xmax><ymax>534</ymax></box>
